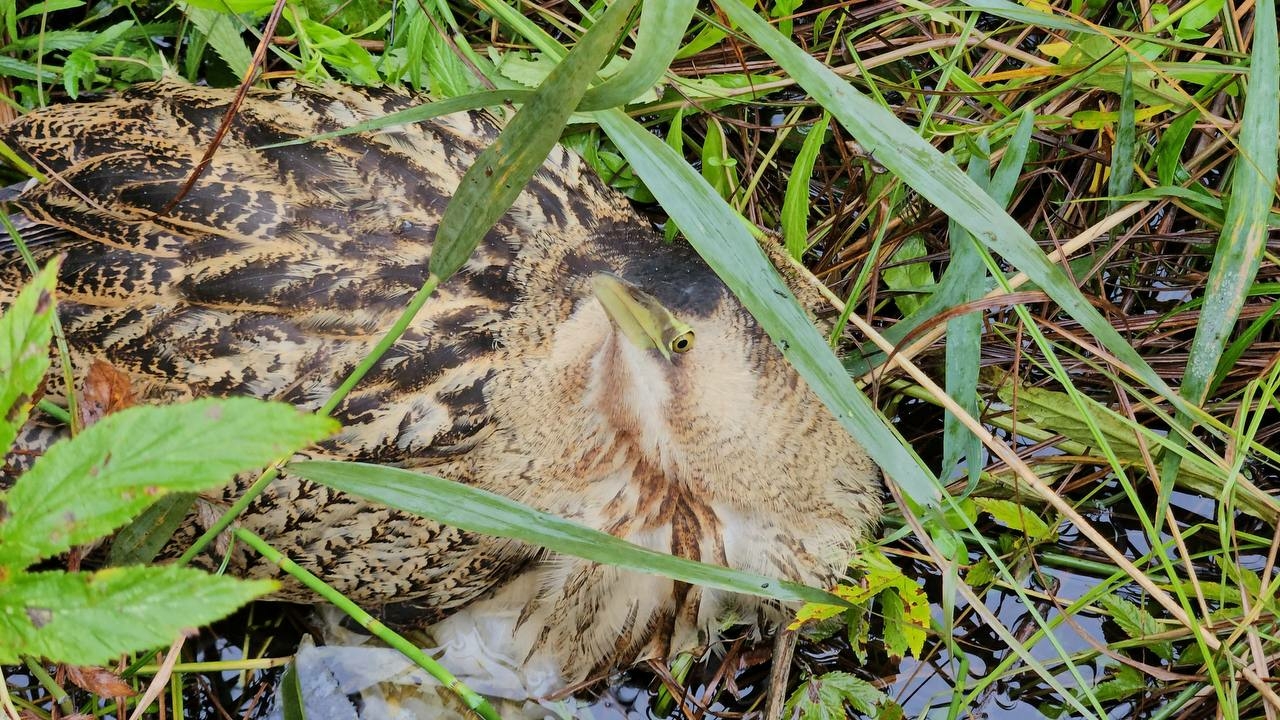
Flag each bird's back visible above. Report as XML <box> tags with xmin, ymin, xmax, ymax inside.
<box><xmin>0</xmin><ymin>80</ymin><xmax>647</xmax><ymax>620</ymax></box>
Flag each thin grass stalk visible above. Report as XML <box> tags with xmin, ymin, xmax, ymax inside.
<box><xmin>233</xmin><ymin>529</ymin><xmax>500</xmax><ymax>720</ymax></box>
<box><xmin>841</xmin><ymin>307</ymin><xmax>1280</xmax><ymax>707</ymax></box>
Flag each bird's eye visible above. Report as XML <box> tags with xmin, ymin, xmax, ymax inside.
<box><xmin>669</xmin><ymin>331</ymin><xmax>695</xmax><ymax>354</ymax></box>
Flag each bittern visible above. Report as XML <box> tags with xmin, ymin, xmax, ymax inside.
<box><xmin>0</xmin><ymin>81</ymin><xmax>881</xmax><ymax>688</ymax></box>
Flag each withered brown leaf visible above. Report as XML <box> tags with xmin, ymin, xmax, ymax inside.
<box><xmin>65</xmin><ymin>664</ymin><xmax>137</xmax><ymax>698</ymax></box>
<box><xmin>78</xmin><ymin>359</ymin><xmax>137</xmax><ymax>428</ymax></box>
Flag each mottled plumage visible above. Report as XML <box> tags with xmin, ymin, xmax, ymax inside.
<box><xmin>0</xmin><ymin>81</ymin><xmax>880</xmax><ymax>687</ymax></box>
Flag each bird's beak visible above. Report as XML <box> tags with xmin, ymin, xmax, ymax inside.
<box><xmin>591</xmin><ymin>273</ymin><xmax>676</xmax><ymax>360</ymax></box>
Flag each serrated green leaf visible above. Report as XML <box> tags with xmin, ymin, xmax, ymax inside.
<box><xmin>0</xmin><ymin>55</ymin><xmax>59</xmax><ymax>83</ymax></box>
<box><xmin>1098</xmin><ymin>594</ymin><xmax>1173</xmax><ymax>660</ymax></box>
<box><xmin>62</xmin><ymin>48</ymin><xmax>96</xmax><ymax>98</ymax></box>
<box><xmin>0</xmin><ymin>565</ymin><xmax>275</xmax><ymax>665</ymax></box>
<box><xmin>182</xmin><ymin>4</ymin><xmax>253</xmax><ymax>77</ymax></box>
<box><xmin>0</xmin><ymin>261</ymin><xmax>59</xmax><ymax>455</ymax></box>
<box><xmin>880</xmin><ymin>589</ymin><xmax>910</xmax><ymax>659</ymax></box>
<box><xmin>974</xmin><ymin>497</ymin><xmax>1054</xmax><ymax>542</ymax></box>
<box><xmin>1092</xmin><ymin>665</ymin><xmax>1147</xmax><ymax>703</ymax></box>
<box><xmin>784</xmin><ymin>671</ymin><xmax>886</xmax><ymax>720</ymax></box>
<box><xmin>0</xmin><ymin>399</ymin><xmax>336</xmax><ymax>569</ymax></box>
<box><xmin>289</xmin><ymin>459</ymin><xmax>849</xmax><ymax>608</ymax></box>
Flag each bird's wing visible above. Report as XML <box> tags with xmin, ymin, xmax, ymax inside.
<box><xmin>0</xmin><ymin>81</ymin><xmax>551</xmax><ymax>463</ymax></box>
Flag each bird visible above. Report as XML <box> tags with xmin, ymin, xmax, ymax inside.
<box><xmin>0</xmin><ymin>80</ymin><xmax>881</xmax><ymax>691</ymax></box>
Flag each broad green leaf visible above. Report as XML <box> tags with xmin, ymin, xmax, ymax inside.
<box><xmin>280</xmin><ymin>661</ymin><xmax>306</xmax><ymax>720</ymax></box>
<box><xmin>429</xmin><ymin>0</ymin><xmax>639</xmax><ymax>282</ymax></box>
<box><xmin>1155</xmin><ymin>110</ymin><xmax>1199</xmax><ymax>186</ymax></box>
<box><xmin>1107</xmin><ymin>63</ymin><xmax>1137</xmax><ymax>212</ymax></box>
<box><xmin>1180</xmin><ymin>0</ymin><xmax>1278</xmax><ymax>406</ymax></box>
<box><xmin>782</xmin><ymin>113</ymin><xmax>830</xmax><ymax>260</ymax></box>
<box><xmin>974</xmin><ymin>498</ymin><xmax>1053</xmax><ymax>542</ymax></box>
<box><xmin>0</xmin><ymin>261</ymin><xmax>58</xmax><ymax>455</ymax></box>
<box><xmin>784</xmin><ymin>671</ymin><xmax>887</xmax><ymax>720</ymax></box>
<box><xmin>713</xmin><ymin>0</ymin><xmax>1182</xmax><ymax>411</ymax></box>
<box><xmin>883</xmin><ymin>236</ymin><xmax>933</xmax><ymax>317</ymax></box>
<box><xmin>107</xmin><ymin>493</ymin><xmax>198</xmax><ymax>565</ymax></box>
<box><xmin>940</xmin><ymin>144</ymin><xmax>994</xmax><ymax>487</ymax></box>
<box><xmin>577</xmin><ymin>0</ymin><xmax>697</xmax><ymax>110</ymax></box>
<box><xmin>1098</xmin><ymin>594</ymin><xmax>1173</xmax><ymax>660</ymax></box>
<box><xmin>0</xmin><ymin>399</ymin><xmax>336</xmax><ymax>570</ymax></box>
<box><xmin>0</xmin><ymin>566</ymin><xmax>275</xmax><ymax>665</ymax></box>
<box><xmin>289</xmin><ymin>460</ymin><xmax>850</xmax><ymax>607</ymax></box>
<box><xmin>880</xmin><ymin>589</ymin><xmax>911</xmax><ymax>659</ymax></box>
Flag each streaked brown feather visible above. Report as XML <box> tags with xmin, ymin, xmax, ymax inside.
<box><xmin>0</xmin><ymin>80</ymin><xmax>881</xmax><ymax>687</ymax></box>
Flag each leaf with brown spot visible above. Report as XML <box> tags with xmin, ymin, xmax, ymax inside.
<box><xmin>65</xmin><ymin>664</ymin><xmax>137</xmax><ymax>697</ymax></box>
<box><xmin>77</xmin><ymin>359</ymin><xmax>137</xmax><ymax>429</ymax></box>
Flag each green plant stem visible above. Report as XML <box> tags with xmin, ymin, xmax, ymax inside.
<box><xmin>22</xmin><ymin>659</ymin><xmax>72</xmax><ymax>715</ymax></box>
<box><xmin>36</xmin><ymin>398</ymin><xmax>70</xmax><ymax>425</ymax></box>
<box><xmin>178</xmin><ymin>274</ymin><xmax>443</xmax><ymax>564</ymax></box>
<box><xmin>233</xmin><ymin>528</ymin><xmax>499</xmax><ymax>720</ymax></box>
<box><xmin>135</xmin><ymin>657</ymin><xmax>292</xmax><ymax>674</ymax></box>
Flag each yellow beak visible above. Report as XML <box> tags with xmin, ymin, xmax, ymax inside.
<box><xmin>590</xmin><ymin>273</ymin><xmax>693</xmax><ymax>360</ymax></box>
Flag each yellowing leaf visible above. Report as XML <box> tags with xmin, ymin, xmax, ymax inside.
<box><xmin>789</xmin><ymin>601</ymin><xmax>847</xmax><ymax>629</ymax></box>
<box><xmin>1039</xmin><ymin>40</ymin><xmax>1071</xmax><ymax>58</ymax></box>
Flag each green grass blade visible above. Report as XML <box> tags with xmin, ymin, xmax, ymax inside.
<box><xmin>714</xmin><ymin>0</ymin><xmax>1183</xmax><ymax>409</ymax></box>
<box><xmin>781</xmin><ymin>112</ymin><xmax>829</xmax><ymax>260</ymax></box>
<box><xmin>429</xmin><ymin>0</ymin><xmax>639</xmax><ymax>281</ymax></box>
<box><xmin>255</xmin><ymin>89</ymin><xmax>529</xmax><ymax>149</ymax></box>
<box><xmin>577</xmin><ymin>0</ymin><xmax>697</xmax><ymax>110</ymax></box>
<box><xmin>594</xmin><ymin>109</ymin><xmax>940</xmax><ymax>508</ymax></box>
<box><xmin>288</xmin><ymin>460</ymin><xmax>849</xmax><ymax>607</ymax></box>
<box><xmin>1107</xmin><ymin>63</ymin><xmax>1137</xmax><ymax>212</ymax></box>
<box><xmin>1180</xmin><ymin>0</ymin><xmax>1278</xmax><ymax>405</ymax></box>
<box><xmin>940</xmin><ymin>150</ymin><xmax>991</xmax><ymax>487</ymax></box>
